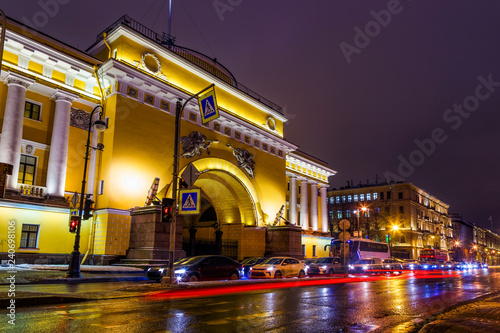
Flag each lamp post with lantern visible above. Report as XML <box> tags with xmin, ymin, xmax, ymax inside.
<box><xmin>353</xmin><ymin>206</ymin><xmax>368</xmax><ymax>238</ymax></box>
<box><xmin>66</xmin><ymin>105</ymin><xmax>107</xmax><ymax>278</ymax></box>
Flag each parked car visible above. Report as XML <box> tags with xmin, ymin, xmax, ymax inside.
<box><xmin>420</xmin><ymin>261</ymin><xmax>440</xmax><ymax>270</ymax></box>
<box><xmin>441</xmin><ymin>261</ymin><xmax>455</xmax><ymax>270</ymax></box>
<box><xmin>148</xmin><ymin>255</ymin><xmax>241</xmax><ymax>282</ymax></box>
<box><xmin>403</xmin><ymin>259</ymin><xmax>421</xmax><ymax>270</ymax></box>
<box><xmin>348</xmin><ymin>258</ymin><xmax>384</xmax><ymax>274</ymax></box>
<box><xmin>382</xmin><ymin>258</ymin><xmax>404</xmax><ymax>272</ymax></box>
<box><xmin>240</xmin><ymin>257</ymin><xmax>269</xmax><ymax>278</ymax></box>
<box><xmin>307</xmin><ymin>257</ymin><xmax>341</xmax><ymax>276</ymax></box>
<box><xmin>147</xmin><ymin>257</ymin><xmax>190</xmax><ymax>282</ymax></box>
<box><xmin>250</xmin><ymin>257</ymin><xmax>306</xmax><ymax>279</ymax></box>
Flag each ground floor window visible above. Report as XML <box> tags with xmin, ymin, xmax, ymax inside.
<box><xmin>18</xmin><ymin>154</ymin><xmax>37</xmax><ymax>185</ymax></box>
<box><xmin>20</xmin><ymin>224</ymin><xmax>39</xmax><ymax>248</ymax></box>
<box><xmin>312</xmin><ymin>245</ymin><xmax>317</xmax><ymax>257</ymax></box>
<box><xmin>301</xmin><ymin>244</ymin><xmax>306</xmax><ymax>256</ymax></box>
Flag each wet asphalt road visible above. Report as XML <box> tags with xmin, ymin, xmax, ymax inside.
<box><xmin>3</xmin><ymin>268</ymin><xmax>500</xmax><ymax>333</ymax></box>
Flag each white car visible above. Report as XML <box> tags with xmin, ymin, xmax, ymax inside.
<box><xmin>250</xmin><ymin>257</ymin><xmax>306</xmax><ymax>279</ymax></box>
<box><xmin>348</xmin><ymin>258</ymin><xmax>384</xmax><ymax>273</ymax></box>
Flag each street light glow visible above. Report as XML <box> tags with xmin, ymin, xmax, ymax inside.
<box><xmin>392</xmin><ymin>225</ymin><xmax>399</xmax><ymax>231</ymax></box>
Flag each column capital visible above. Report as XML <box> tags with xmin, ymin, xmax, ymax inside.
<box><xmin>51</xmin><ymin>89</ymin><xmax>79</xmax><ymax>103</ymax></box>
<box><xmin>3</xmin><ymin>72</ymin><xmax>35</xmax><ymax>89</ymax></box>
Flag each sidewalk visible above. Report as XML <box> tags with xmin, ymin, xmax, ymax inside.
<box><xmin>417</xmin><ymin>292</ymin><xmax>500</xmax><ymax>332</ymax></box>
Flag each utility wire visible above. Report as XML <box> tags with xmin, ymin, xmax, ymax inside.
<box><xmin>140</xmin><ymin>0</ymin><xmax>161</xmax><ymax>22</ymax></box>
<box><xmin>178</xmin><ymin>0</ymin><xmax>217</xmax><ymax>59</ymax></box>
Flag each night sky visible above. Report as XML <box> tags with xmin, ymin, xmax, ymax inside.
<box><xmin>2</xmin><ymin>1</ymin><xmax>499</xmax><ymax>231</ymax></box>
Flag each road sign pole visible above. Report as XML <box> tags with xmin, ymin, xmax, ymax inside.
<box><xmin>169</xmin><ymin>84</ymin><xmax>215</xmax><ymax>284</ymax></box>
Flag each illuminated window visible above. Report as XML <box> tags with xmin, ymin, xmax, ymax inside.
<box><xmin>336</xmin><ymin>196</ymin><xmax>340</xmax><ymax>203</ymax></box>
<box><xmin>348</xmin><ymin>195</ymin><xmax>352</xmax><ymax>202</ymax></box>
<box><xmin>373</xmin><ymin>192</ymin><xmax>378</xmax><ymax>200</ymax></box>
<box><xmin>20</xmin><ymin>224</ymin><xmax>39</xmax><ymax>248</ymax></box>
<box><xmin>360</xmin><ymin>194</ymin><xmax>364</xmax><ymax>201</ymax></box>
<box><xmin>337</xmin><ymin>211</ymin><xmax>342</xmax><ymax>219</ymax></box>
<box><xmin>342</xmin><ymin>196</ymin><xmax>346</xmax><ymax>203</ymax></box>
<box><xmin>329</xmin><ymin>197</ymin><xmax>334</xmax><ymax>204</ymax></box>
<box><xmin>346</xmin><ymin>210</ymin><xmax>351</xmax><ymax>218</ymax></box>
<box><xmin>354</xmin><ymin>195</ymin><xmax>358</xmax><ymax>202</ymax></box>
<box><xmin>24</xmin><ymin>101</ymin><xmax>41</xmax><ymax>121</ymax></box>
<box><xmin>18</xmin><ymin>154</ymin><xmax>36</xmax><ymax>185</ymax></box>
<box><xmin>367</xmin><ymin>193</ymin><xmax>371</xmax><ymax>201</ymax></box>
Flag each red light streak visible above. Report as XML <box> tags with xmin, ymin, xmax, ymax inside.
<box><xmin>145</xmin><ymin>270</ymin><xmax>459</xmax><ymax>301</ymax></box>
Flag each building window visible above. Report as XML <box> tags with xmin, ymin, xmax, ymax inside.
<box><xmin>367</xmin><ymin>193</ymin><xmax>371</xmax><ymax>201</ymax></box>
<box><xmin>387</xmin><ymin>191</ymin><xmax>392</xmax><ymax>200</ymax></box>
<box><xmin>302</xmin><ymin>244</ymin><xmax>306</xmax><ymax>256</ymax></box>
<box><xmin>400</xmin><ymin>235</ymin><xmax>406</xmax><ymax>243</ymax></box>
<box><xmin>385</xmin><ymin>207</ymin><xmax>390</xmax><ymax>215</ymax></box>
<box><xmin>24</xmin><ymin>101</ymin><xmax>41</xmax><ymax>121</ymax></box>
<box><xmin>380</xmin><ymin>192</ymin><xmax>384</xmax><ymax>200</ymax></box>
<box><xmin>348</xmin><ymin>195</ymin><xmax>352</xmax><ymax>202</ymax></box>
<box><xmin>18</xmin><ymin>154</ymin><xmax>36</xmax><ymax>185</ymax></box>
<box><xmin>20</xmin><ymin>224</ymin><xmax>39</xmax><ymax>248</ymax></box>
<box><xmin>342</xmin><ymin>196</ymin><xmax>346</xmax><ymax>203</ymax></box>
<box><xmin>360</xmin><ymin>194</ymin><xmax>364</xmax><ymax>201</ymax></box>
<box><xmin>312</xmin><ymin>245</ymin><xmax>317</xmax><ymax>257</ymax></box>
<box><xmin>364</xmin><ymin>210</ymin><xmax>370</xmax><ymax>217</ymax></box>
<box><xmin>346</xmin><ymin>210</ymin><xmax>351</xmax><ymax>218</ymax></box>
<box><xmin>354</xmin><ymin>195</ymin><xmax>358</xmax><ymax>202</ymax></box>
<box><xmin>337</xmin><ymin>210</ymin><xmax>342</xmax><ymax>219</ymax></box>
<box><xmin>399</xmin><ymin>206</ymin><xmax>404</xmax><ymax>214</ymax></box>
<box><xmin>398</xmin><ymin>192</ymin><xmax>403</xmax><ymax>199</ymax></box>
<box><xmin>329</xmin><ymin>197</ymin><xmax>334</xmax><ymax>204</ymax></box>
<box><xmin>336</xmin><ymin>196</ymin><xmax>340</xmax><ymax>203</ymax></box>
<box><xmin>373</xmin><ymin>192</ymin><xmax>378</xmax><ymax>200</ymax></box>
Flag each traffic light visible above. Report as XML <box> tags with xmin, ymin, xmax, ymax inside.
<box><xmin>69</xmin><ymin>216</ymin><xmax>80</xmax><ymax>233</ymax></box>
<box><xmin>83</xmin><ymin>195</ymin><xmax>94</xmax><ymax>220</ymax></box>
<box><xmin>161</xmin><ymin>198</ymin><xmax>174</xmax><ymax>222</ymax></box>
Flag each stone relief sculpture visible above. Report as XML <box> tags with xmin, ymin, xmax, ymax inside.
<box><xmin>180</xmin><ymin>131</ymin><xmax>217</xmax><ymax>158</ymax></box>
<box><xmin>227</xmin><ymin>143</ymin><xmax>255</xmax><ymax>178</ymax></box>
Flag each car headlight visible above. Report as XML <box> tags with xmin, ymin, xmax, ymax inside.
<box><xmin>423</xmin><ymin>265</ymin><xmax>429</xmax><ymax>269</ymax></box>
<box><xmin>159</xmin><ymin>268</ymin><xmax>165</xmax><ymax>273</ymax></box>
<box><xmin>385</xmin><ymin>265</ymin><xmax>390</xmax><ymax>268</ymax></box>
<box><xmin>447</xmin><ymin>265</ymin><xmax>452</xmax><ymax>268</ymax></box>
<box><xmin>348</xmin><ymin>265</ymin><xmax>354</xmax><ymax>269</ymax></box>
<box><xmin>266</xmin><ymin>266</ymin><xmax>274</xmax><ymax>271</ymax></box>
<box><xmin>147</xmin><ymin>268</ymin><xmax>152</xmax><ymax>272</ymax></box>
<box><xmin>305</xmin><ymin>265</ymin><xmax>309</xmax><ymax>269</ymax></box>
<box><xmin>249</xmin><ymin>267</ymin><xmax>252</xmax><ymax>271</ymax></box>
<box><xmin>409</xmin><ymin>264</ymin><xmax>414</xmax><ymax>269</ymax></box>
<box><xmin>321</xmin><ymin>265</ymin><xmax>327</xmax><ymax>270</ymax></box>
<box><xmin>174</xmin><ymin>268</ymin><xmax>186</xmax><ymax>274</ymax></box>
<box><xmin>362</xmin><ymin>265</ymin><xmax>368</xmax><ymax>270</ymax></box>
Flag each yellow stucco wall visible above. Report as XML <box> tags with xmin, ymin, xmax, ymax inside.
<box><xmin>302</xmin><ymin>235</ymin><xmax>331</xmax><ymax>259</ymax></box>
<box><xmin>0</xmin><ymin>206</ymin><xmax>88</xmax><ymax>255</ymax></box>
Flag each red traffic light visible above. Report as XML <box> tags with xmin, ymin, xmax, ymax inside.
<box><xmin>69</xmin><ymin>215</ymin><xmax>80</xmax><ymax>233</ymax></box>
<box><xmin>161</xmin><ymin>198</ymin><xmax>174</xmax><ymax>222</ymax></box>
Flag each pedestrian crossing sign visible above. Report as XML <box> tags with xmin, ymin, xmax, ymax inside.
<box><xmin>198</xmin><ymin>87</ymin><xmax>219</xmax><ymax>124</ymax></box>
<box><xmin>179</xmin><ymin>188</ymin><xmax>201</xmax><ymax>215</ymax></box>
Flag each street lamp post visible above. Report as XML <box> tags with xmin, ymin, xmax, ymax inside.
<box><xmin>168</xmin><ymin>84</ymin><xmax>215</xmax><ymax>284</ymax></box>
<box><xmin>66</xmin><ymin>105</ymin><xmax>107</xmax><ymax>278</ymax></box>
<box><xmin>353</xmin><ymin>206</ymin><xmax>367</xmax><ymax>238</ymax></box>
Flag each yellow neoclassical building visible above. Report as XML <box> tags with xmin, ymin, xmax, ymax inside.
<box><xmin>0</xmin><ymin>15</ymin><xmax>335</xmax><ymax>264</ymax></box>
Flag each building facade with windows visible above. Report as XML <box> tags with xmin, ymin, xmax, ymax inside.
<box><xmin>0</xmin><ymin>15</ymin><xmax>335</xmax><ymax>263</ymax></box>
<box><xmin>327</xmin><ymin>182</ymin><xmax>453</xmax><ymax>259</ymax></box>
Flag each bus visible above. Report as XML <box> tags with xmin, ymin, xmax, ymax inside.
<box><xmin>419</xmin><ymin>249</ymin><xmax>448</xmax><ymax>262</ymax></box>
<box><xmin>329</xmin><ymin>238</ymin><xmax>390</xmax><ymax>263</ymax></box>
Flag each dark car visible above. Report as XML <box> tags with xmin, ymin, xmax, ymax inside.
<box><xmin>382</xmin><ymin>259</ymin><xmax>404</xmax><ymax>272</ymax></box>
<box><xmin>147</xmin><ymin>257</ymin><xmax>189</xmax><ymax>282</ymax></box>
<box><xmin>240</xmin><ymin>257</ymin><xmax>269</xmax><ymax>278</ymax></box>
<box><xmin>147</xmin><ymin>255</ymin><xmax>242</xmax><ymax>282</ymax></box>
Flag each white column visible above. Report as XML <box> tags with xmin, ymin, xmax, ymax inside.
<box><xmin>320</xmin><ymin>186</ymin><xmax>328</xmax><ymax>233</ymax></box>
<box><xmin>289</xmin><ymin>175</ymin><xmax>297</xmax><ymax>225</ymax></box>
<box><xmin>0</xmin><ymin>73</ymin><xmax>34</xmax><ymax>190</ymax></box>
<box><xmin>46</xmin><ymin>90</ymin><xmax>78</xmax><ymax>197</ymax></box>
<box><xmin>310</xmin><ymin>182</ymin><xmax>318</xmax><ymax>231</ymax></box>
<box><xmin>300</xmin><ymin>179</ymin><xmax>309</xmax><ymax>230</ymax></box>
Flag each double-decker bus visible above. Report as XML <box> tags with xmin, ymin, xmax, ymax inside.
<box><xmin>419</xmin><ymin>249</ymin><xmax>448</xmax><ymax>262</ymax></box>
<box><xmin>328</xmin><ymin>238</ymin><xmax>390</xmax><ymax>263</ymax></box>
